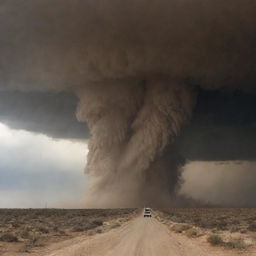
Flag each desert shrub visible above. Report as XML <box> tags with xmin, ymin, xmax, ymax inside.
<box><xmin>52</xmin><ymin>225</ymin><xmax>59</xmax><ymax>232</ymax></box>
<box><xmin>230</xmin><ymin>226</ymin><xmax>240</xmax><ymax>233</ymax></box>
<box><xmin>207</xmin><ymin>234</ymin><xmax>223</xmax><ymax>246</ymax></box>
<box><xmin>95</xmin><ymin>228</ymin><xmax>102</xmax><ymax>233</ymax></box>
<box><xmin>10</xmin><ymin>221</ymin><xmax>21</xmax><ymax>228</ymax></box>
<box><xmin>246</xmin><ymin>216</ymin><xmax>256</xmax><ymax>222</ymax></box>
<box><xmin>36</xmin><ymin>225</ymin><xmax>49</xmax><ymax>234</ymax></box>
<box><xmin>215</xmin><ymin>221</ymin><xmax>228</xmax><ymax>230</ymax></box>
<box><xmin>111</xmin><ymin>222</ymin><xmax>121</xmax><ymax>229</ymax></box>
<box><xmin>0</xmin><ymin>232</ymin><xmax>18</xmax><ymax>242</ymax></box>
<box><xmin>91</xmin><ymin>219</ymin><xmax>103</xmax><ymax>226</ymax></box>
<box><xmin>197</xmin><ymin>220</ymin><xmax>209</xmax><ymax>228</ymax></box>
<box><xmin>217</xmin><ymin>216</ymin><xmax>227</xmax><ymax>221</ymax></box>
<box><xmin>185</xmin><ymin>228</ymin><xmax>200</xmax><ymax>238</ymax></box>
<box><xmin>19</xmin><ymin>228</ymin><xmax>31</xmax><ymax>239</ymax></box>
<box><xmin>231</xmin><ymin>219</ymin><xmax>240</xmax><ymax>225</ymax></box>
<box><xmin>170</xmin><ymin>216</ymin><xmax>183</xmax><ymax>223</ymax></box>
<box><xmin>57</xmin><ymin>229</ymin><xmax>66</xmax><ymax>236</ymax></box>
<box><xmin>71</xmin><ymin>225</ymin><xmax>87</xmax><ymax>232</ymax></box>
<box><xmin>19</xmin><ymin>244</ymin><xmax>30</xmax><ymax>253</ymax></box>
<box><xmin>193</xmin><ymin>217</ymin><xmax>201</xmax><ymax>223</ymax></box>
<box><xmin>248</xmin><ymin>222</ymin><xmax>256</xmax><ymax>231</ymax></box>
<box><xmin>171</xmin><ymin>224</ymin><xmax>191</xmax><ymax>233</ymax></box>
<box><xmin>225</xmin><ymin>237</ymin><xmax>247</xmax><ymax>249</ymax></box>
<box><xmin>26</xmin><ymin>232</ymin><xmax>42</xmax><ymax>246</ymax></box>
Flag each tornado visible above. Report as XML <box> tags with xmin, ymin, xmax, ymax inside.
<box><xmin>75</xmin><ymin>79</ymin><xmax>196</xmax><ymax>207</ymax></box>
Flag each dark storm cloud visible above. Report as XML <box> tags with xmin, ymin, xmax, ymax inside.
<box><xmin>0</xmin><ymin>0</ymin><xmax>256</xmax><ymax>91</ymax></box>
<box><xmin>0</xmin><ymin>91</ymin><xmax>88</xmax><ymax>139</ymax></box>
<box><xmin>178</xmin><ymin>90</ymin><xmax>256</xmax><ymax>161</ymax></box>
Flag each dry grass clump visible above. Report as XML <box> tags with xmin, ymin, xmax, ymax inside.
<box><xmin>248</xmin><ymin>222</ymin><xmax>256</xmax><ymax>232</ymax></box>
<box><xmin>229</xmin><ymin>226</ymin><xmax>240</xmax><ymax>233</ymax></box>
<box><xmin>207</xmin><ymin>233</ymin><xmax>247</xmax><ymax>249</ymax></box>
<box><xmin>26</xmin><ymin>232</ymin><xmax>44</xmax><ymax>247</ymax></box>
<box><xmin>0</xmin><ymin>232</ymin><xmax>18</xmax><ymax>242</ymax></box>
<box><xmin>171</xmin><ymin>223</ymin><xmax>191</xmax><ymax>233</ymax></box>
<box><xmin>95</xmin><ymin>228</ymin><xmax>102</xmax><ymax>234</ymax></box>
<box><xmin>207</xmin><ymin>234</ymin><xmax>223</xmax><ymax>246</ymax></box>
<box><xmin>185</xmin><ymin>228</ymin><xmax>201</xmax><ymax>238</ymax></box>
<box><xmin>35</xmin><ymin>224</ymin><xmax>49</xmax><ymax>234</ymax></box>
<box><xmin>92</xmin><ymin>219</ymin><xmax>103</xmax><ymax>226</ymax></box>
<box><xmin>111</xmin><ymin>222</ymin><xmax>121</xmax><ymax>229</ymax></box>
<box><xmin>225</xmin><ymin>237</ymin><xmax>247</xmax><ymax>249</ymax></box>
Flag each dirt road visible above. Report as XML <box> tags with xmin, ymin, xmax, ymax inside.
<box><xmin>44</xmin><ymin>214</ymin><xmax>252</xmax><ymax>256</ymax></box>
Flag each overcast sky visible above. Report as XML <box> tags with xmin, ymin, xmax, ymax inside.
<box><xmin>0</xmin><ymin>123</ymin><xmax>87</xmax><ymax>208</ymax></box>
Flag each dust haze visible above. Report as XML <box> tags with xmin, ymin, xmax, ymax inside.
<box><xmin>0</xmin><ymin>0</ymin><xmax>256</xmax><ymax>207</ymax></box>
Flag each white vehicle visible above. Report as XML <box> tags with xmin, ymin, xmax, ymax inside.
<box><xmin>143</xmin><ymin>208</ymin><xmax>152</xmax><ymax>217</ymax></box>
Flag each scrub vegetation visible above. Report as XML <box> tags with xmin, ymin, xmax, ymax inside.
<box><xmin>159</xmin><ymin>208</ymin><xmax>256</xmax><ymax>250</ymax></box>
<box><xmin>0</xmin><ymin>208</ymin><xmax>136</xmax><ymax>255</ymax></box>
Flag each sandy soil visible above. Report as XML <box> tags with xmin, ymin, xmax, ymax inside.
<box><xmin>37</xmin><ymin>213</ymin><xmax>256</xmax><ymax>256</ymax></box>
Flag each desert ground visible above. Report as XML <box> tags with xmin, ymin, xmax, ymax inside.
<box><xmin>0</xmin><ymin>208</ymin><xmax>137</xmax><ymax>255</ymax></box>
<box><xmin>1</xmin><ymin>208</ymin><xmax>256</xmax><ymax>255</ymax></box>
